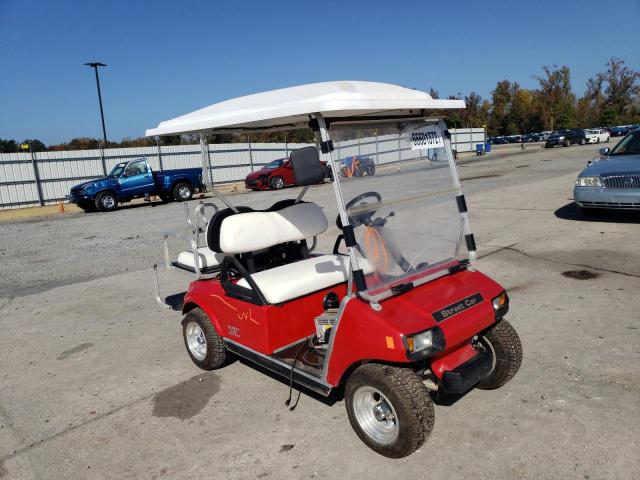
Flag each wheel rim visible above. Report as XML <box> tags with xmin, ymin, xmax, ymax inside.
<box><xmin>273</xmin><ymin>177</ymin><xmax>283</xmax><ymax>189</ymax></box>
<box><xmin>178</xmin><ymin>186</ymin><xmax>191</xmax><ymax>199</ymax></box>
<box><xmin>101</xmin><ymin>195</ymin><xmax>115</xmax><ymax>209</ymax></box>
<box><xmin>186</xmin><ymin>322</ymin><xmax>207</xmax><ymax>361</ymax></box>
<box><xmin>352</xmin><ymin>386</ymin><xmax>399</xmax><ymax>444</ymax></box>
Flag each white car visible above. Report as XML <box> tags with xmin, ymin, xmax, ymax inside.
<box><xmin>585</xmin><ymin>128</ymin><xmax>610</xmax><ymax>144</ymax></box>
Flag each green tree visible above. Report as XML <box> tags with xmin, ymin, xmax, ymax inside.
<box><xmin>20</xmin><ymin>139</ymin><xmax>46</xmax><ymax>152</ymax></box>
<box><xmin>601</xmin><ymin>57</ymin><xmax>640</xmax><ymax>125</ymax></box>
<box><xmin>489</xmin><ymin>80</ymin><xmax>512</xmax><ymax>135</ymax></box>
<box><xmin>533</xmin><ymin>65</ymin><xmax>576</xmax><ymax>130</ymax></box>
<box><xmin>0</xmin><ymin>138</ymin><xmax>18</xmax><ymax>153</ymax></box>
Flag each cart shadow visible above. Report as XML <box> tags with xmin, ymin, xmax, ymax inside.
<box><xmin>554</xmin><ymin>202</ymin><xmax>640</xmax><ymax>224</ymax></box>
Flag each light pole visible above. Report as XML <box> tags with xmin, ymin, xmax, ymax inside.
<box><xmin>84</xmin><ymin>62</ymin><xmax>108</xmax><ymax>147</ymax></box>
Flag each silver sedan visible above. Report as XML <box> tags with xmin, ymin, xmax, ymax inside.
<box><xmin>574</xmin><ymin>129</ymin><xmax>640</xmax><ymax>211</ymax></box>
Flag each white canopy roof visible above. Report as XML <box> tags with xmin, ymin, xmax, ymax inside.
<box><xmin>146</xmin><ymin>81</ymin><xmax>465</xmax><ymax>136</ymax></box>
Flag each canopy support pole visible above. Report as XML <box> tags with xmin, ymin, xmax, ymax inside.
<box><xmin>199</xmin><ymin>131</ymin><xmax>239</xmax><ymax>213</ymax></box>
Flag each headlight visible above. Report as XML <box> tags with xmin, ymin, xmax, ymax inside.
<box><xmin>575</xmin><ymin>176</ymin><xmax>602</xmax><ymax>187</ymax></box>
<box><xmin>403</xmin><ymin>327</ymin><xmax>445</xmax><ymax>360</ymax></box>
<box><xmin>492</xmin><ymin>291</ymin><xmax>509</xmax><ymax>320</ymax></box>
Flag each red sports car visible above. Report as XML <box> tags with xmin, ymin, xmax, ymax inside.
<box><xmin>245</xmin><ymin>157</ymin><xmax>328</xmax><ymax>190</ymax></box>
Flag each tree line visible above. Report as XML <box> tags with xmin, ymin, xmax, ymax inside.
<box><xmin>1</xmin><ymin>57</ymin><xmax>638</xmax><ymax>153</ymax></box>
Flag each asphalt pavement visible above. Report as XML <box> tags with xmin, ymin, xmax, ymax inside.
<box><xmin>1</xmin><ymin>141</ymin><xmax>639</xmax><ymax>479</ymax></box>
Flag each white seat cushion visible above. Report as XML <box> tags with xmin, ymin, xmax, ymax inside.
<box><xmin>236</xmin><ymin>254</ymin><xmax>373</xmax><ymax>304</ymax></box>
<box><xmin>177</xmin><ymin>247</ymin><xmax>225</xmax><ymax>270</ymax></box>
<box><xmin>218</xmin><ymin>202</ymin><xmax>328</xmax><ymax>254</ymax></box>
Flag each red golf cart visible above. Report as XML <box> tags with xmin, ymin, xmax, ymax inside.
<box><xmin>150</xmin><ymin>81</ymin><xmax>522</xmax><ymax>458</ymax></box>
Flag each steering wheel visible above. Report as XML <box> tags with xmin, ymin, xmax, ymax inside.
<box><xmin>337</xmin><ymin>191</ymin><xmax>382</xmax><ymax>229</ymax></box>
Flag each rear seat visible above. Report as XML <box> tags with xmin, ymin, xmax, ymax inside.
<box><xmin>177</xmin><ymin>247</ymin><xmax>226</xmax><ymax>271</ymax></box>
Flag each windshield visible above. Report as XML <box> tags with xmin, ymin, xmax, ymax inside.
<box><xmin>329</xmin><ymin>121</ymin><xmax>467</xmax><ymax>302</ymax></box>
<box><xmin>264</xmin><ymin>159</ymin><xmax>285</xmax><ymax>169</ymax></box>
<box><xmin>610</xmin><ymin>131</ymin><xmax>640</xmax><ymax>156</ymax></box>
<box><xmin>108</xmin><ymin>163</ymin><xmax>127</xmax><ymax>177</ymax></box>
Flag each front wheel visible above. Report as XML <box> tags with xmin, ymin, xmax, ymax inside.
<box><xmin>95</xmin><ymin>191</ymin><xmax>117</xmax><ymax>212</ymax></box>
<box><xmin>173</xmin><ymin>182</ymin><xmax>193</xmax><ymax>201</ymax></box>
<box><xmin>476</xmin><ymin>319</ymin><xmax>523</xmax><ymax>390</ymax></box>
<box><xmin>269</xmin><ymin>176</ymin><xmax>284</xmax><ymax>190</ymax></box>
<box><xmin>345</xmin><ymin>364</ymin><xmax>434</xmax><ymax>458</ymax></box>
<box><xmin>579</xmin><ymin>138</ymin><xmax>586</xmax><ymax>145</ymax></box>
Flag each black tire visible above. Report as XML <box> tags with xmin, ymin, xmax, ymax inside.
<box><xmin>345</xmin><ymin>363</ymin><xmax>434</xmax><ymax>458</ymax></box>
<box><xmin>182</xmin><ymin>307</ymin><xmax>233</xmax><ymax>370</ymax></box>
<box><xmin>269</xmin><ymin>176</ymin><xmax>284</xmax><ymax>190</ymax></box>
<box><xmin>173</xmin><ymin>182</ymin><xmax>193</xmax><ymax>201</ymax></box>
<box><xmin>94</xmin><ymin>191</ymin><xmax>117</xmax><ymax>212</ymax></box>
<box><xmin>579</xmin><ymin>138</ymin><xmax>586</xmax><ymax>145</ymax></box>
<box><xmin>596</xmin><ymin>137</ymin><xmax>601</xmax><ymax>144</ymax></box>
<box><xmin>159</xmin><ymin>192</ymin><xmax>173</xmax><ymax>203</ymax></box>
<box><xmin>77</xmin><ymin>201</ymin><xmax>95</xmax><ymax>212</ymax></box>
<box><xmin>367</xmin><ymin>164</ymin><xmax>376</xmax><ymax>176</ymax></box>
<box><xmin>476</xmin><ymin>319</ymin><xmax>522</xmax><ymax>390</ymax></box>
<box><xmin>562</xmin><ymin>140</ymin><xmax>570</xmax><ymax>147</ymax></box>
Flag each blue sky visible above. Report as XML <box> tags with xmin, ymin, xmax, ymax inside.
<box><xmin>1</xmin><ymin>0</ymin><xmax>639</xmax><ymax>145</ymax></box>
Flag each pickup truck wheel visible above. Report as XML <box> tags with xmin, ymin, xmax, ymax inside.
<box><xmin>182</xmin><ymin>307</ymin><xmax>234</xmax><ymax>370</ymax></box>
<box><xmin>95</xmin><ymin>191</ymin><xmax>117</xmax><ymax>212</ymax></box>
<box><xmin>77</xmin><ymin>201</ymin><xmax>95</xmax><ymax>212</ymax></box>
<box><xmin>476</xmin><ymin>319</ymin><xmax>523</xmax><ymax>390</ymax></box>
<box><xmin>270</xmin><ymin>176</ymin><xmax>284</xmax><ymax>190</ymax></box>
<box><xmin>345</xmin><ymin>364</ymin><xmax>434</xmax><ymax>458</ymax></box>
<box><xmin>173</xmin><ymin>182</ymin><xmax>193</xmax><ymax>201</ymax></box>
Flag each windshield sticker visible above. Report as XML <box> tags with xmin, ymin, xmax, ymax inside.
<box><xmin>432</xmin><ymin>293</ymin><xmax>484</xmax><ymax>322</ymax></box>
<box><xmin>408</xmin><ymin>125</ymin><xmax>444</xmax><ymax>150</ymax></box>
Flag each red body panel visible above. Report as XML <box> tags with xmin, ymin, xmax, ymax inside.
<box><xmin>183</xmin><ymin>268</ymin><xmax>503</xmax><ymax>387</ymax></box>
<box><xmin>324</xmin><ymin>269</ymin><xmax>503</xmax><ymax>385</ymax></box>
<box><xmin>184</xmin><ymin>280</ymin><xmax>346</xmax><ymax>354</ymax></box>
<box><xmin>244</xmin><ymin>160</ymin><xmax>327</xmax><ymax>190</ymax></box>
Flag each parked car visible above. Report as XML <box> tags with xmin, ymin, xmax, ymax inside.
<box><xmin>610</xmin><ymin>126</ymin><xmax>631</xmax><ymax>137</ymax></box>
<box><xmin>545</xmin><ymin>130</ymin><xmax>571</xmax><ymax>148</ymax></box>
<box><xmin>574</xmin><ymin>129</ymin><xmax>640</xmax><ymax>212</ymax></box>
<box><xmin>507</xmin><ymin>135</ymin><xmax>522</xmax><ymax>143</ymax></box>
<box><xmin>340</xmin><ymin>155</ymin><xmax>376</xmax><ymax>177</ymax></box>
<box><xmin>492</xmin><ymin>136</ymin><xmax>509</xmax><ymax>145</ymax></box>
<box><xmin>67</xmin><ymin>158</ymin><xmax>205</xmax><ymax>212</ymax></box>
<box><xmin>585</xmin><ymin>128</ymin><xmax>610</xmax><ymax>144</ymax></box>
<box><xmin>245</xmin><ymin>157</ymin><xmax>329</xmax><ymax>190</ymax></box>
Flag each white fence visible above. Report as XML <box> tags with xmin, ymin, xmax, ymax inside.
<box><xmin>0</xmin><ymin>128</ymin><xmax>484</xmax><ymax>210</ymax></box>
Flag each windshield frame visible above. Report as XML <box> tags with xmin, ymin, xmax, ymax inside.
<box><xmin>264</xmin><ymin>158</ymin><xmax>285</xmax><ymax>169</ymax></box>
<box><xmin>319</xmin><ymin>116</ymin><xmax>476</xmax><ymax>305</ymax></box>
<box><xmin>107</xmin><ymin>162</ymin><xmax>127</xmax><ymax>178</ymax></box>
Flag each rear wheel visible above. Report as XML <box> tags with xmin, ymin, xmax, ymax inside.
<box><xmin>270</xmin><ymin>176</ymin><xmax>284</xmax><ymax>190</ymax></box>
<box><xmin>95</xmin><ymin>191</ymin><xmax>117</xmax><ymax>212</ymax></box>
<box><xmin>182</xmin><ymin>307</ymin><xmax>233</xmax><ymax>370</ymax></box>
<box><xmin>579</xmin><ymin>138</ymin><xmax>586</xmax><ymax>145</ymax></box>
<box><xmin>345</xmin><ymin>363</ymin><xmax>434</xmax><ymax>458</ymax></box>
<box><xmin>477</xmin><ymin>319</ymin><xmax>523</xmax><ymax>390</ymax></box>
<box><xmin>173</xmin><ymin>182</ymin><xmax>193</xmax><ymax>201</ymax></box>
<box><xmin>367</xmin><ymin>164</ymin><xmax>376</xmax><ymax>176</ymax></box>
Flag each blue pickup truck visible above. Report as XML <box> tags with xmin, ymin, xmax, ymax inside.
<box><xmin>68</xmin><ymin>158</ymin><xmax>206</xmax><ymax>212</ymax></box>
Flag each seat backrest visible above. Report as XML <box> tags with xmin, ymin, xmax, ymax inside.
<box><xmin>208</xmin><ymin>202</ymin><xmax>327</xmax><ymax>255</ymax></box>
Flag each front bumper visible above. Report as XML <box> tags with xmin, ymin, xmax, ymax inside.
<box><xmin>574</xmin><ymin>186</ymin><xmax>640</xmax><ymax>210</ymax></box>
<box><xmin>441</xmin><ymin>348</ymin><xmax>493</xmax><ymax>394</ymax></box>
<box><xmin>245</xmin><ymin>177</ymin><xmax>268</xmax><ymax>190</ymax></box>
